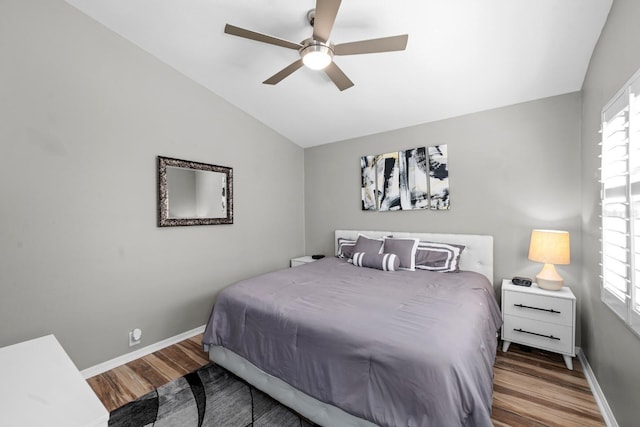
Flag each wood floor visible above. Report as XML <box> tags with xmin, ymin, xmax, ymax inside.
<box><xmin>87</xmin><ymin>335</ymin><xmax>209</xmax><ymax>412</ymax></box>
<box><xmin>88</xmin><ymin>334</ymin><xmax>605</xmax><ymax>426</ymax></box>
<box><xmin>491</xmin><ymin>344</ymin><xmax>604</xmax><ymax>426</ymax></box>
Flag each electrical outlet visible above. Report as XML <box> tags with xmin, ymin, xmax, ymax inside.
<box><xmin>128</xmin><ymin>328</ymin><xmax>142</xmax><ymax>347</ymax></box>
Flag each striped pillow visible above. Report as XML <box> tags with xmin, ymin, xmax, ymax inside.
<box><xmin>415</xmin><ymin>242</ymin><xmax>465</xmax><ymax>272</ymax></box>
<box><xmin>337</xmin><ymin>238</ymin><xmax>357</xmax><ymax>259</ymax></box>
<box><xmin>352</xmin><ymin>252</ymin><xmax>400</xmax><ymax>271</ymax></box>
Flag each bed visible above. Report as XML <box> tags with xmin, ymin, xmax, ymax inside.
<box><xmin>202</xmin><ymin>230</ymin><xmax>501</xmax><ymax>427</ymax></box>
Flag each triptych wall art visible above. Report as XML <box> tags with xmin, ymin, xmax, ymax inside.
<box><xmin>361</xmin><ymin>144</ymin><xmax>449</xmax><ymax>211</ymax></box>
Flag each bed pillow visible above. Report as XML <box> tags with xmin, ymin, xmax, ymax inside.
<box><xmin>382</xmin><ymin>237</ymin><xmax>420</xmax><ymax>271</ymax></box>
<box><xmin>337</xmin><ymin>238</ymin><xmax>357</xmax><ymax>259</ymax></box>
<box><xmin>352</xmin><ymin>252</ymin><xmax>400</xmax><ymax>271</ymax></box>
<box><xmin>352</xmin><ymin>235</ymin><xmax>385</xmax><ymax>255</ymax></box>
<box><xmin>415</xmin><ymin>242</ymin><xmax>465</xmax><ymax>272</ymax></box>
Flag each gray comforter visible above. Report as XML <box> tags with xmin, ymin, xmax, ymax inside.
<box><xmin>202</xmin><ymin>257</ymin><xmax>502</xmax><ymax>427</ymax></box>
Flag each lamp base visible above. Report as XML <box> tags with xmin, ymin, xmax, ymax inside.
<box><xmin>536</xmin><ymin>263</ymin><xmax>564</xmax><ymax>291</ymax></box>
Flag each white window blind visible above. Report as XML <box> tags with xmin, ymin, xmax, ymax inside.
<box><xmin>601</xmin><ymin>68</ymin><xmax>640</xmax><ymax>336</ymax></box>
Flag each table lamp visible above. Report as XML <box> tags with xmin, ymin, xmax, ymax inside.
<box><xmin>528</xmin><ymin>229</ymin><xmax>570</xmax><ymax>291</ymax></box>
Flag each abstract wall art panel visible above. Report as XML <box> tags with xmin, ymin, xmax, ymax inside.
<box><xmin>376</xmin><ymin>152</ymin><xmax>401</xmax><ymax>211</ymax></box>
<box><xmin>361</xmin><ymin>155</ymin><xmax>377</xmax><ymax>210</ymax></box>
<box><xmin>428</xmin><ymin>144</ymin><xmax>450</xmax><ymax>210</ymax></box>
<box><xmin>361</xmin><ymin>145</ymin><xmax>450</xmax><ymax>212</ymax></box>
<box><xmin>399</xmin><ymin>147</ymin><xmax>429</xmax><ymax>210</ymax></box>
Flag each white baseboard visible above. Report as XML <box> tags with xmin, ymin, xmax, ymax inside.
<box><xmin>80</xmin><ymin>325</ymin><xmax>206</xmax><ymax>379</ymax></box>
<box><xmin>577</xmin><ymin>347</ymin><xmax>618</xmax><ymax>427</ymax></box>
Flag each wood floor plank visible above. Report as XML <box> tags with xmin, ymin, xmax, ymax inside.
<box><xmin>88</xmin><ymin>369</ymin><xmax>139</xmax><ymax>412</ymax></box>
<box><xmin>181</xmin><ymin>335</ymin><xmax>209</xmax><ymax>359</ymax></box>
<box><xmin>152</xmin><ymin>345</ymin><xmax>197</xmax><ymax>376</ymax></box>
<box><xmin>495</xmin><ymin>353</ymin><xmax>590</xmax><ymax>390</ymax></box>
<box><xmin>493</xmin><ymin>388</ymin><xmax>603</xmax><ymax>427</ymax></box>
<box><xmin>494</xmin><ymin>369</ymin><xmax>598</xmax><ymax>409</ymax></box>
<box><xmin>87</xmin><ymin>374</ymin><xmax>122</xmax><ymax>412</ymax></box>
<box><xmin>125</xmin><ymin>358</ymin><xmax>171</xmax><ymax>390</ymax></box>
<box><xmin>140</xmin><ymin>352</ymin><xmax>186</xmax><ymax>382</ymax></box>
<box><xmin>493</xmin><ymin>381</ymin><xmax>602</xmax><ymax>424</ymax></box>
<box><xmin>109</xmin><ymin>365</ymin><xmax>155</xmax><ymax>399</ymax></box>
<box><xmin>490</xmin><ymin>406</ymin><xmax>549</xmax><ymax>427</ymax></box>
<box><xmin>176</xmin><ymin>338</ymin><xmax>210</xmax><ymax>367</ymax></box>
<box><xmin>187</xmin><ymin>334</ymin><xmax>205</xmax><ymax>348</ymax></box>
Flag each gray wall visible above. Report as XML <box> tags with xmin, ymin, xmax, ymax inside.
<box><xmin>0</xmin><ymin>0</ymin><xmax>304</xmax><ymax>369</ymax></box>
<box><xmin>580</xmin><ymin>0</ymin><xmax>640</xmax><ymax>426</ymax></box>
<box><xmin>305</xmin><ymin>93</ymin><xmax>583</xmax><ymax>336</ymax></box>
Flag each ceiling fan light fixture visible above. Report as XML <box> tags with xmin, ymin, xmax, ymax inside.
<box><xmin>224</xmin><ymin>0</ymin><xmax>408</xmax><ymax>89</ymax></box>
<box><xmin>301</xmin><ymin>42</ymin><xmax>333</xmax><ymax>70</ymax></box>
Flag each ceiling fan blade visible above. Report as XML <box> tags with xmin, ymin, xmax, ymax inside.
<box><xmin>263</xmin><ymin>59</ymin><xmax>305</xmax><ymax>85</ymax></box>
<box><xmin>324</xmin><ymin>62</ymin><xmax>354</xmax><ymax>91</ymax></box>
<box><xmin>225</xmin><ymin>24</ymin><xmax>302</xmax><ymax>50</ymax></box>
<box><xmin>334</xmin><ymin>34</ymin><xmax>408</xmax><ymax>56</ymax></box>
<box><xmin>313</xmin><ymin>0</ymin><xmax>341</xmax><ymax>43</ymax></box>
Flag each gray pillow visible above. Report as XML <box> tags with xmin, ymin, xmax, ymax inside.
<box><xmin>352</xmin><ymin>235</ymin><xmax>384</xmax><ymax>255</ymax></box>
<box><xmin>382</xmin><ymin>237</ymin><xmax>420</xmax><ymax>271</ymax></box>
<box><xmin>415</xmin><ymin>242</ymin><xmax>465</xmax><ymax>272</ymax></box>
<box><xmin>337</xmin><ymin>238</ymin><xmax>357</xmax><ymax>259</ymax></box>
<box><xmin>352</xmin><ymin>252</ymin><xmax>400</xmax><ymax>271</ymax></box>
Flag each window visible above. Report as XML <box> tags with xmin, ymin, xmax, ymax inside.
<box><xmin>601</xmin><ymin>67</ymin><xmax>640</xmax><ymax>336</ymax></box>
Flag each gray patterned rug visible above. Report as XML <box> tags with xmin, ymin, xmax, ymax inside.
<box><xmin>108</xmin><ymin>363</ymin><xmax>315</xmax><ymax>427</ymax></box>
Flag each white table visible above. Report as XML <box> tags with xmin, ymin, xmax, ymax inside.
<box><xmin>0</xmin><ymin>335</ymin><xmax>109</xmax><ymax>427</ymax></box>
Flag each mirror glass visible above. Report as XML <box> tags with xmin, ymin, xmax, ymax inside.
<box><xmin>158</xmin><ymin>156</ymin><xmax>233</xmax><ymax>226</ymax></box>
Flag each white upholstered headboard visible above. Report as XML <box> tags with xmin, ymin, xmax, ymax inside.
<box><xmin>335</xmin><ymin>230</ymin><xmax>494</xmax><ymax>284</ymax></box>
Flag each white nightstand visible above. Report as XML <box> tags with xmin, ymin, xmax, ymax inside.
<box><xmin>501</xmin><ymin>279</ymin><xmax>576</xmax><ymax>370</ymax></box>
<box><xmin>290</xmin><ymin>256</ymin><xmax>318</xmax><ymax>267</ymax></box>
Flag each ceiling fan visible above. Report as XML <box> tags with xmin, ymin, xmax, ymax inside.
<box><xmin>224</xmin><ymin>0</ymin><xmax>409</xmax><ymax>91</ymax></box>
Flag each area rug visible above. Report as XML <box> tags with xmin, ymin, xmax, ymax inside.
<box><xmin>108</xmin><ymin>362</ymin><xmax>315</xmax><ymax>427</ymax></box>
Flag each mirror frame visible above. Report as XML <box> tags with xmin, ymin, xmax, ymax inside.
<box><xmin>157</xmin><ymin>156</ymin><xmax>233</xmax><ymax>227</ymax></box>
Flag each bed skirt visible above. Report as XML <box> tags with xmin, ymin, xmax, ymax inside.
<box><xmin>209</xmin><ymin>345</ymin><xmax>378</xmax><ymax>427</ymax></box>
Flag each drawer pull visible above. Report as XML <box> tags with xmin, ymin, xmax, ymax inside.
<box><xmin>514</xmin><ymin>303</ymin><xmax>560</xmax><ymax>314</ymax></box>
<box><xmin>514</xmin><ymin>328</ymin><xmax>560</xmax><ymax>340</ymax></box>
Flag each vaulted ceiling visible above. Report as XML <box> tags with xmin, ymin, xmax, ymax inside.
<box><xmin>65</xmin><ymin>0</ymin><xmax>612</xmax><ymax>147</ymax></box>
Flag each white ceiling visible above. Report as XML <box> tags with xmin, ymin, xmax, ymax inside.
<box><xmin>65</xmin><ymin>0</ymin><xmax>612</xmax><ymax>148</ymax></box>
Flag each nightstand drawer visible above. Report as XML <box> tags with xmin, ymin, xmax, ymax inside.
<box><xmin>503</xmin><ymin>314</ymin><xmax>573</xmax><ymax>355</ymax></box>
<box><xmin>503</xmin><ymin>291</ymin><xmax>573</xmax><ymax>326</ymax></box>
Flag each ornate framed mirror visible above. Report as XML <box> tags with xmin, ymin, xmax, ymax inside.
<box><xmin>157</xmin><ymin>156</ymin><xmax>233</xmax><ymax>227</ymax></box>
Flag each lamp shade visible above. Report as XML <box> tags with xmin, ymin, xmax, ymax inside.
<box><xmin>528</xmin><ymin>229</ymin><xmax>570</xmax><ymax>265</ymax></box>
